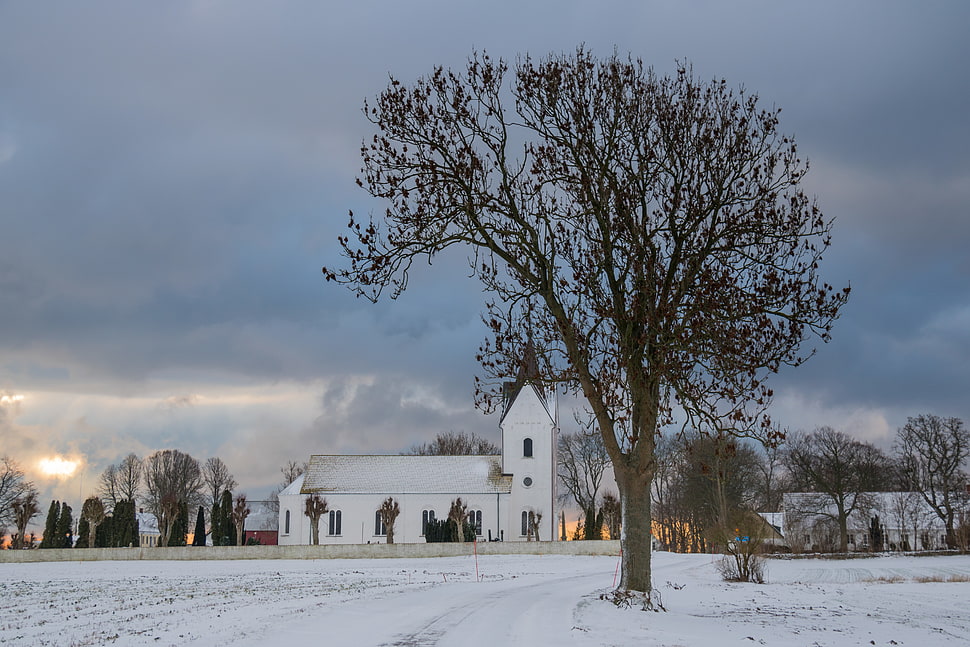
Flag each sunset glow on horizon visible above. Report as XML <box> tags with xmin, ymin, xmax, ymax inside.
<box><xmin>38</xmin><ymin>456</ymin><xmax>80</xmax><ymax>478</ymax></box>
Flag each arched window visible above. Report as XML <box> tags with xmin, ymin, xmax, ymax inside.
<box><xmin>284</xmin><ymin>510</ymin><xmax>291</xmax><ymax>534</ymax></box>
<box><xmin>375</xmin><ymin>510</ymin><xmax>387</xmax><ymax>536</ymax></box>
<box><xmin>521</xmin><ymin>510</ymin><xmax>529</xmax><ymax>536</ymax></box>
<box><xmin>422</xmin><ymin>509</ymin><xmax>436</xmax><ymax>535</ymax></box>
<box><xmin>468</xmin><ymin>510</ymin><xmax>483</xmax><ymax>535</ymax></box>
<box><xmin>523</xmin><ymin>437</ymin><xmax>533</xmax><ymax>457</ymax></box>
<box><xmin>328</xmin><ymin>510</ymin><xmax>342</xmax><ymax>536</ymax></box>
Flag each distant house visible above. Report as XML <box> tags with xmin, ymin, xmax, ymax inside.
<box><xmin>279</xmin><ymin>356</ymin><xmax>558</xmax><ymax>545</ymax></box>
<box><xmin>779</xmin><ymin>492</ymin><xmax>948</xmax><ymax>552</ymax></box>
<box><xmin>243</xmin><ymin>500</ymin><xmax>278</xmax><ymax>545</ymax></box>
<box><xmin>136</xmin><ymin>510</ymin><xmax>160</xmax><ymax>548</ymax></box>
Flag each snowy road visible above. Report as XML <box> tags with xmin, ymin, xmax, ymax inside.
<box><xmin>4</xmin><ymin>552</ymin><xmax>970</xmax><ymax>646</ymax></box>
<box><xmin>264</xmin><ymin>557</ymin><xmax>613</xmax><ymax>646</ymax></box>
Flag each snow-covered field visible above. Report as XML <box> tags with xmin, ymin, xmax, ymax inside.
<box><xmin>3</xmin><ymin>551</ymin><xmax>969</xmax><ymax>646</ymax></box>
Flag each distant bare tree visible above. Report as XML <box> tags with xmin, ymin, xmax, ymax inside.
<box><xmin>280</xmin><ymin>460</ymin><xmax>307</xmax><ymax>488</ymax></box>
<box><xmin>896</xmin><ymin>414</ymin><xmax>970</xmax><ymax>548</ymax></box>
<box><xmin>117</xmin><ymin>453</ymin><xmax>143</xmax><ymax>503</ymax></box>
<box><xmin>99</xmin><ymin>453</ymin><xmax>143</xmax><ymax>511</ymax></box>
<box><xmin>404</xmin><ymin>431</ymin><xmax>500</xmax><ymax>456</ymax></box>
<box><xmin>231</xmin><ymin>494</ymin><xmax>250</xmax><ymax>546</ymax></box>
<box><xmin>98</xmin><ymin>464</ymin><xmax>120</xmax><ymax>510</ymax></box>
<box><xmin>202</xmin><ymin>457</ymin><xmax>237</xmax><ymax>510</ymax></box>
<box><xmin>304</xmin><ymin>495</ymin><xmax>329</xmax><ymax>545</ymax></box>
<box><xmin>785</xmin><ymin>428</ymin><xmax>892</xmax><ymax>552</ymax></box>
<box><xmin>379</xmin><ymin>497</ymin><xmax>401</xmax><ymax>544</ymax></box>
<box><xmin>143</xmin><ymin>449</ymin><xmax>204</xmax><ymax>547</ymax></box>
<box><xmin>269</xmin><ymin>460</ymin><xmax>308</xmax><ymax>516</ymax></box>
<box><xmin>12</xmin><ymin>489</ymin><xmax>40</xmax><ymax>549</ymax></box>
<box><xmin>1</xmin><ymin>456</ymin><xmax>34</xmax><ymax>534</ymax></box>
<box><xmin>558</xmin><ymin>426</ymin><xmax>610</xmax><ymax>540</ymax></box>
<box><xmin>600</xmin><ymin>492</ymin><xmax>622</xmax><ymax>540</ymax></box>
<box><xmin>753</xmin><ymin>440</ymin><xmax>789</xmax><ymax>512</ymax></box>
<box><xmin>81</xmin><ymin>496</ymin><xmax>105</xmax><ymax>548</ymax></box>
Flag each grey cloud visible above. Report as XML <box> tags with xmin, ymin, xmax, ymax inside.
<box><xmin>1</xmin><ymin>0</ymin><xmax>968</xmax><ymax>502</ymax></box>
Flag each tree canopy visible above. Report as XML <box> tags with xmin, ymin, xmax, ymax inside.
<box><xmin>326</xmin><ymin>48</ymin><xmax>848</xmax><ymax>594</ymax></box>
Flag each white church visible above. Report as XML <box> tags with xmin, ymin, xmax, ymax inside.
<box><xmin>277</xmin><ymin>358</ymin><xmax>559</xmax><ymax>544</ymax></box>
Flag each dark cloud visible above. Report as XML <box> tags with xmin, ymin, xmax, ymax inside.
<box><xmin>1</xmin><ymin>1</ymin><xmax>968</xmax><ymax>511</ymax></box>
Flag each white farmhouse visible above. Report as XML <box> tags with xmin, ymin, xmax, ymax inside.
<box><xmin>781</xmin><ymin>491</ymin><xmax>949</xmax><ymax>552</ymax></box>
<box><xmin>278</xmin><ymin>361</ymin><xmax>558</xmax><ymax>544</ymax></box>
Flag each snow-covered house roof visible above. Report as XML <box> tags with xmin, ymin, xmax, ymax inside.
<box><xmin>759</xmin><ymin>512</ymin><xmax>785</xmax><ymax>534</ymax></box>
<box><xmin>300</xmin><ymin>455</ymin><xmax>513</xmax><ymax>495</ymax></box>
<box><xmin>244</xmin><ymin>500</ymin><xmax>278</xmax><ymax>533</ymax></box>
<box><xmin>136</xmin><ymin>511</ymin><xmax>159</xmax><ymax>535</ymax></box>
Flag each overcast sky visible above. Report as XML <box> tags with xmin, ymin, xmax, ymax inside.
<box><xmin>1</xmin><ymin>1</ymin><xmax>968</xmax><ymax>517</ymax></box>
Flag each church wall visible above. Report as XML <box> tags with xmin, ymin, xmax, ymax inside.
<box><xmin>279</xmin><ymin>491</ymin><xmax>512</xmax><ymax>545</ymax></box>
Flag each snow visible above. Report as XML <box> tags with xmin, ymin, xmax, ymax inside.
<box><xmin>2</xmin><ymin>551</ymin><xmax>970</xmax><ymax>646</ymax></box>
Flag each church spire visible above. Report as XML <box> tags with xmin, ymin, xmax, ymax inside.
<box><xmin>502</xmin><ymin>338</ymin><xmax>545</xmax><ymax>417</ymax></box>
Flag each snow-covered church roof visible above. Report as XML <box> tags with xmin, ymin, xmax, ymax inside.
<box><xmin>300</xmin><ymin>455</ymin><xmax>512</xmax><ymax>495</ymax></box>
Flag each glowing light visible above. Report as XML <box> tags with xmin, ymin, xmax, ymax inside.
<box><xmin>39</xmin><ymin>456</ymin><xmax>79</xmax><ymax>478</ymax></box>
<box><xmin>0</xmin><ymin>394</ymin><xmax>24</xmax><ymax>405</ymax></box>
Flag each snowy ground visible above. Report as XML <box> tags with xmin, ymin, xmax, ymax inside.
<box><xmin>2</xmin><ymin>551</ymin><xmax>970</xmax><ymax>646</ymax></box>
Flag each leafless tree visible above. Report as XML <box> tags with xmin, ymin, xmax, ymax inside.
<box><xmin>280</xmin><ymin>460</ymin><xmax>307</xmax><ymax>488</ymax></box>
<box><xmin>231</xmin><ymin>494</ymin><xmax>250</xmax><ymax>546</ymax></box>
<box><xmin>527</xmin><ymin>510</ymin><xmax>543</xmax><ymax>542</ymax></box>
<box><xmin>202</xmin><ymin>457</ymin><xmax>237</xmax><ymax>510</ymax></box>
<box><xmin>98</xmin><ymin>464</ymin><xmax>120</xmax><ymax>511</ymax></box>
<box><xmin>785</xmin><ymin>428</ymin><xmax>891</xmax><ymax>552</ymax></box>
<box><xmin>117</xmin><ymin>453</ymin><xmax>142</xmax><ymax>503</ymax></box>
<box><xmin>304</xmin><ymin>494</ymin><xmax>328</xmax><ymax>545</ymax></box>
<box><xmin>11</xmin><ymin>488</ymin><xmax>40</xmax><ymax>549</ymax></box>
<box><xmin>99</xmin><ymin>453</ymin><xmax>142</xmax><ymax>512</ymax></box>
<box><xmin>269</xmin><ymin>459</ymin><xmax>308</xmax><ymax>516</ymax></box>
<box><xmin>379</xmin><ymin>497</ymin><xmax>401</xmax><ymax>544</ymax></box>
<box><xmin>753</xmin><ymin>440</ymin><xmax>789</xmax><ymax>512</ymax></box>
<box><xmin>81</xmin><ymin>496</ymin><xmax>105</xmax><ymax>548</ymax></box>
<box><xmin>448</xmin><ymin>497</ymin><xmax>468</xmax><ymax>543</ymax></box>
<box><xmin>558</xmin><ymin>426</ymin><xmax>610</xmax><ymax>540</ymax></box>
<box><xmin>0</xmin><ymin>456</ymin><xmax>33</xmax><ymax>535</ymax></box>
<box><xmin>404</xmin><ymin>431</ymin><xmax>500</xmax><ymax>456</ymax></box>
<box><xmin>895</xmin><ymin>414</ymin><xmax>970</xmax><ymax>548</ymax></box>
<box><xmin>888</xmin><ymin>491</ymin><xmax>928</xmax><ymax>551</ymax></box>
<box><xmin>143</xmin><ymin>449</ymin><xmax>204</xmax><ymax>547</ymax></box>
<box><xmin>600</xmin><ymin>492</ymin><xmax>621</xmax><ymax>540</ymax></box>
<box><xmin>325</xmin><ymin>49</ymin><xmax>848</xmax><ymax>593</ymax></box>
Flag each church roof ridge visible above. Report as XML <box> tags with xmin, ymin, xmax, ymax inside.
<box><xmin>300</xmin><ymin>454</ymin><xmax>512</xmax><ymax>495</ymax></box>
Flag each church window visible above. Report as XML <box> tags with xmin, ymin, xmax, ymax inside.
<box><xmin>284</xmin><ymin>510</ymin><xmax>290</xmax><ymax>535</ymax></box>
<box><xmin>328</xmin><ymin>510</ymin><xmax>342</xmax><ymax>536</ymax></box>
<box><xmin>523</xmin><ymin>438</ymin><xmax>533</xmax><ymax>457</ymax></box>
<box><xmin>521</xmin><ymin>510</ymin><xmax>532</xmax><ymax>536</ymax></box>
<box><xmin>375</xmin><ymin>510</ymin><xmax>387</xmax><ymax>536</ymax></box>
<box><xmin>523</xmin><ymin>476</ymin><xmax>533</xmax><ymax>487</ymax></box>
<box><xmin>468</xmin><ymin>510</ymin><xmax>483</xmax><ymax>535</ymax></box>
<box><xmin>422</xmin><ymin>509</ymin><xmax>436</xmax><ymax>535</ymax></box>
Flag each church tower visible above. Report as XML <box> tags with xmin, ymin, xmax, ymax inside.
<box><xmin>499</xmin><ymin>342</ymin><xmax>558</xmax><ymax>541</ymax></box>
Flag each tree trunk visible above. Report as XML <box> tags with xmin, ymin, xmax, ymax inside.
<box><xmin>837</xmin><ymin>503</ymin><xmax>849</xmax><ymax>553</ymax></box>
<box><xmin>615</xmin><ymin>465</ymin><xmax>654</xmax><ymax>593</ymax></box>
